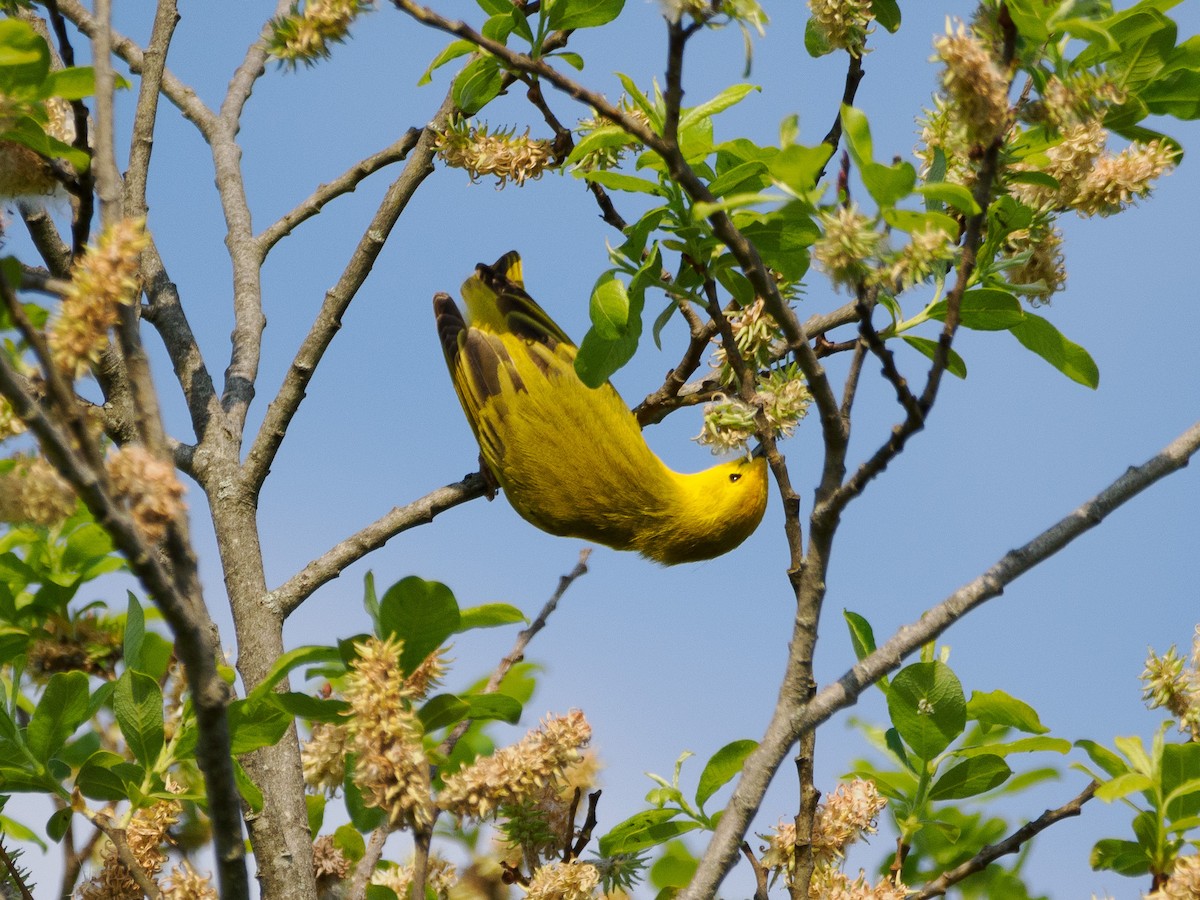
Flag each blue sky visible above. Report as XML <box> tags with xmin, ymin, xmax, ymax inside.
<box><xmin>10</xmin><ymin>1</ymin><xmax>1200</xmax><ymax>897</ymax></box>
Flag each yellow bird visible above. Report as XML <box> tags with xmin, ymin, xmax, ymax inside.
<box><xmin>433</xmin><ymin>251</ymin><xmax>768</xmax><ymax>565</ymax></box>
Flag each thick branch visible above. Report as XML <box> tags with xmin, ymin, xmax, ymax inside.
<box><xmin>679</xmin><ymin>419</ymin><xmax>1200</xmax><ymax>899</ymax></box>
<box><xmin>274</xmin><ymin>471</ymin><xmax>489</xmax><ymax>617</ymax></box>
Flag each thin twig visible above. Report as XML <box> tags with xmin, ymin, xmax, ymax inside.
<box><xmin>274</xmin><ymin>470</ymin><xmax>490</xmax><ymax>617</ymax></box>
<box><xmin>348</xmin><ymin>826</ymin><xmax>389</xmax><ymax>900</ymax></box>
<box><xmin>913</xmin><ymin>781</ymin><xmax>1098</xmax><ymax>899</ymax></box>
<box><xmin>739</xmin><ymin>842</ymin><xmax>769</xmax><ymax>900</ymax></box>
<box><xmin>570</xmin><ymin>790</ymin><xmax>602</xmax><ymax>859</ymax></box>
<box><xmin>256</xmin><ymin>128</ymin><xmax>423</xmax><ymax>253</ymax></box>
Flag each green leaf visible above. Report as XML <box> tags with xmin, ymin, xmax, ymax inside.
<box><xmin>547</xmin><ymin>0</ymin><xmax>625</xmax><ymax>31</ymax></box>
<box><xmin>248</xmin><ymin>645</ymin><xmax>343</xmax><ymax>702</ymax></box>
<box><xmin>418</xmin><ymin>39</ymin><xmax>474</xmax><ymax>86</ymax></box>
<box><xmin>1009</xmin><ymin>313</ymin><xmax>1100</xmax><ymax>388</ymax></box>
<box><xmin>804</xmin><ymin>16</ymin><xmax>834</xmax><ymax>57</ymax></box>
<box><xmin>566</xmin><ymin>125</ymin><xmax>636</xmax><ymax>168</ymax></box>
<box><xmin>583</xmin><ymin>170</ymin><xmax>667</xmax><ymax>196</ymax></box>
<box><xmin>649</xmin><ymin>840</ymin><xmax>698</xmax><ymax>890</ymax></box>
<box><xmin>0</xmin><ymin>19</ymin><xmax>50</xmax><ymax>92</ymax></box>
<box><xmin>902</xmin><ymin>336</ymin><xmax>967</xmax><ymax>379</ymax></box>
<box><xmin>967</xmin><ymin>689</ymin><xmax>1048</xmax><ymax>735</ymax></box>
<box><xmin>1161</xmin><ymin>742</ymin><xmax>1200</xmax><ymax>820</ymax></box>
<box><xmin>916</xmin><ymin>181</ymin><xmax>980</xmax><ymax>214</ymax></box>
<box><xmin>306</xmin><ymin>794</ymin><xmax>326</xmax><ymax>836</ymax></box>
<box><xmin>343</xmin><ymin>755</ymin><xmax>387</xmax><ymax>831</ymax></box>
<box><xmin>589</xmin><ymin>271</ymin><xmax>632</xmax><ymax>339</ymax></box>
<box><xmin>76</xmin><ymin>750</ymin><xmax>143</xmax><ymax>802</ymax></box>
<box><xmin>872</xmin><ymin>0</ymin><xmax>900</xmax><ymax>32</ymax></box>
<box><xmin>767</xmin><ymin>143</ymin><xmax>833</xmax><ymax>194</ymax></box>
<box><xmin>40</xmin><ymin>66</ymin><xmax>96</xmax><ymax>100</ymax></box>
<box><xmin>881</xmin><ymin>208</ymin><xmax>959</xmax><ymax>237</ymax></box>
<box><xmin>841</xmin><ymin>104</ymin><xmax>873</xmax><ymax>168</ymax></box>
<box><xmin>418</xmin><ymin>693</ymin><xmax>470</xmax><ymax>732</ymax></box>
<box><xmin>458</xmin><ymin>603</ymin><xmax>527</xmax><ymax>631</ymax></box>
<box><xmin>954</xmin><ymin>736</ymin><xmax>1070</xmax><ymax>757</ymax></box>
<box><xmin>1095</xmin><ymin>771</ymin><xmax>1153</xmax><ymax>801</ymax></box>
<box><xmin>553</xmin><ymin>50</ymin><xmax>585</xmax><ymax>70</ymax></box>
<box><xmin>1075</xmin><ymin>739</ymin><xmax>1130</xmax><ymax>778</ymax></box>
<box><xmin>887</xmin><ymin>661</ymin><xmax>967</xmax><ymax>761</ymax></box>
<box><xmin>695</xmin><ymin>739</ymin><xmax>756</xmax><ymax>810</ymax></box>
<box><xmin>678</xmin><ymin>84</ymin><xmax>759</xmax><ymax>131</ymax></box>
<box><xmin>599</xmin><ymin>809</ymin><xmax>698</xmax><ymax>856</ymax></box>
<box><xmin>1090</xmin><ymin>837</ymin><xmax>1151</xmax><ymax>875</ymax></box>
<box><xmin>928</xmin><ymin>288</ymin><xmax>1025</xmax><ymax>331</ymax></box>
<box><xmin>464</xmin><ymin>692</ymin><xmax>522</xmax><ymax>724</ymax></box>
<box><xmin>233</xmin><ymin>758</ymin><xmax>263</xmax><ymax>813</ymax></box>
<box><xmin>363</xmin><ymin>571</ymin><xmax>380</xmax><ymax>631</ymax></box>
<box><xmin>274</xmin><ymin>692</ymin><xmax>349</xmax><ymax>722</ymax></box>
<box><xmin>843</xmin><ymin>611</ymin><xmax>887</xmax><ymax>691</ymax></box>
<box><xmin>707</xmin><ymin>160</ymin><xmax>769</xmax><ymax>198</ymax></box>
<box><xmin>46</xmin><ymin>805</ymin><xmax>72</xmax><ymax>842</ymax></box>
<box><xmin>123</xmin><ymin>593</ymin><xmax>145</xmax><ymax>674</ymax></box>
<box><xmin>452</xmin><ymin>56</ymin><xmax>503</xmax><ymax>115</ymax></box>
<box><xmin>378</xmin><ymin>576</ymin><xmax>461</xmax><ymax>675</ymax></box>
<box><xmin>26</xmin><ymin>670</ymin><xmax>89</xmax><ymax>761</ymax></box>
<box><xmin>929</xmin><ymin>754</ymin><xmax>1012</xmax><ymax>800</ymax></box>
<box><xmin>227</xmin><ymin>696</ymin><xmax>293</xmax><ymax>755</ymax></box>
<box><xmin>862</xmin><ymin>160</ymin><xmax>916</xmax><ymax>207</ymax></box>
<box><xmin>113</xmin><ymin>671</ymin><xmax>164</xmax><ymax>766</ymax></box>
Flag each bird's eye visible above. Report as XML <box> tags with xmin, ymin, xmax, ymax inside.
<box><xmin>729</xmin><ymin>472</ymin><xmax>742</xmax><ymax>483</ymax></box>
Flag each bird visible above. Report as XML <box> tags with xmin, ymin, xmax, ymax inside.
<box><xmin>433</xmin><ymin>251</ymin><xmax>768</xmax><ymax>565</ymax></box>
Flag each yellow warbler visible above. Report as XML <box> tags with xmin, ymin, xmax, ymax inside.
<box><xmin>433</xmin><ymin>251</ymin><xmax>768</xmax><ymax>565</ymax></box>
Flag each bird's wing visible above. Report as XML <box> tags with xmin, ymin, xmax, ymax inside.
<box><xmin>464</xmin><ymin>251</ymin><xmax>574</xmax><ymax>350</ymax></box>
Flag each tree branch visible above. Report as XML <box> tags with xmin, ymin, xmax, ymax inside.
<box><xmin>244</xmin><ymin>93</ymin><xmax>456</xmax><ymax>495</ymax></box>
<box><xmin>274</xmin><ymin>470</ymin><xmax>490</xmax><ymax>617</ymax></box>
<box><xmin>256</xmin><ymin>128</ymin><xmax>423</xmax><ymax>254</ymax></box>
<box><xmin>679</xmin><ymin>419</ymin><xmax>1200</xmax><ymax>898</ymax></box>
<box><xmin>913</xmin><ymin>781</ymin><xmax>1098</xmax><ymax>898</ymax></box>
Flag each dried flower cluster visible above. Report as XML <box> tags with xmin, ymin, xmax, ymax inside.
<box><xmin>808</xmin><ymin>0</ymin><xmax>874</xmax><ymax>56</ymax></box>
<box><xmin>760</xmin><ymin>780</ymin><xmax>899</xmax><ymax>897</ymax></box>
<box><xmin>76</xmin><ymin>790</ymin><xmax>182</xmax><ymax>900</ymax></box>
<box><xmin>1004</xmin><ymin>225</ymin><xmax>1065</xmax><ymax>305</ymax></box>
<box><xmin>933</xmin><ymin>20</ymin><xmax>1010</xmax><ymax>146</ymax></box>
<box><xmin>105</xmin><ymin>445</ymin><xmax>186</xmax><ymax>543</ymax></box>
<box><xmin>0</xmin><ymin>397</ymin><xmax>25</xmax><ymax>442</ymax></box>
<box><xmin>0</xmin><ymin>93</ymin><xmax>72</xmax><ymax>197</ymax></box>
<box><xmin>160</xmin><ymin>862</ymin><xmax>217</xmax><ymax>900</ymax></box>
<box><xmin>523</xmin><ymin>860</ymin><xmax>601</xmax><ymax>900</ymax></box>
<box><xmin>301</xmin><ymin>720</ymin><xmax>349</xmax><ymax>795</ymax></box>
<box><xmin>311</xmin><ymin>834</ymin><xmax>351</xmax><ymax>894</ymax></box>
<box><xmin>712</xmin><ymin>298</ymin><xmax>780</xmax><ymax>376</ymax></box>
<box><xmin>572</xmin><ymin>101</ymin><xmax>654</xmax><ymax>172</ymax></box>
<box><xmin>370</xmin><ymin>855</ymin><xmax>457</xmax><ymax>900</ymax></box>
<box><xmin>885</xmin><ymin>224</ymin><xmax>957</xmax><ymax>292</ymax></box>
<box><xmin>438</xmin><ymin>710</ymin><xmax>592</xmax><ymax>820</ymax></box>
<box><xmin>1147</xmin><ymin>854</ymin><xmax>1200</xmax><ymax>900</ymax></box>
<box><xmin>1070</xmin><ymin>139</ymin><xmax>1178</xmax><ymax>217</ymax></box>
<box><xmin>696</xmin><ymin>356</ymin><xmax>812</xmax><ymax>454</ymax></box>
<box><xmin>1142</xmin><ymin>629</ymin><xmax>1200</xmax><ymax>741</ymax></box>
<box><xmin>344</xmin><ymin>635</ymin><xmax>435</xmax><ymax>829</ymax></box>
<box><xmin>50</xmin><ymin>218</ymin><xmax>149</xmax><ymax>379</ymax></box>
<box><xmin>267</xmin><ymin>0</ymin><xmax>372</xmax><ymax>65</ymax></box>
<box><xmin>436</xmin><ymin>119</ymin><xmax>554</xmax><ymax>188</ymax></box>
<box><xmin>0</xmin><ymin>454</ymin><xmax>76</xmax><ymax>526</ymax></box>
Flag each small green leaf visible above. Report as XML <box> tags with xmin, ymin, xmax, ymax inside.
<box><xmin>582</xmin><ymin>170</ymin><xmax>666</xmax><ymax>196</ymax></box>
<box><xmin>113</xmin><ymin>671</ymin><xmax>164</xmax><ymax>766</ymax></box>
<box><xmin>862</xmin><ymin>160</ymin><xmax>916</xmax><ymax>207</ymax></box>
<box><xmin>767</xmin><ymin>143</ymin><xmax>833</xmax><ymax>194</ymax></box>
<box><xmin>227</xmin><ymin>696</ymin><xmax>293</xmax><ymax>755</ymax></box>
<box><xmin>590</xmin><ymin>271</ymin><xmax>631</xmax><ymax>339</ymax></box>
<box><xmin>929</xmin><ymin>754</ymin><xmax>1011</xmax><ymax>800</ymax></box>
<box><xmin>1010</xmin><ymin>313</ymin><xmax>1100</xmax><ymax>388</ymax></box>
<box><xmin>916</xmin><ymin>181</ymin><xmax>980</xmax><ymax>214</ymax></box>
<box><xmin>75</xmin><ymin>751</ymin><xmax>143</xmax><ymax>802</ymax></box>
<box><xmin>452</xmin><ymin>56</ymin><xmax>503</xmax><ymax>115</ymax></box>
<box><xmin>967</xmin><ymin>689</ymin><xmax>1048</xmax><ymax>734</ymax></box>
<box><xmin>1095</xmin><ymin>771</ymin><xmax>1154</xmax><ymax>801</ymax></box>
<box><xmin>1090</xmin><ymin>837</ymin><xmax>1151</xmax><ymax>875</ymax></box>
<box><xmin>872</xmin><ymin>0</ymin><xmax>900</xmax><ymax>32</ymax></box>
<box><xmin>954</xmin><ymin>736</ymin><xmax>1070</xmax><ymax>757</ymax></box>
<box><xmin>418</xmin><ymin>693</ymin><xmax>470</xmax><ymax>732</ymax></box>
<box><xmin>678</xmin><ymin>84</ymin><xmax>759</xmax><ymax>131</ymax></box>
<box><xmin>553</xmin><ymin>50</ymin><xmax>585</xmax><ymax>70</ymax></box>
<box><xmin>1162</xmin><ymin>742</ymin><xmax>1200</xmax><ymax>820</ymax></box>
<box><xmin>124</xmin><ymin>593</ymin><xmax>145</xmax><ymax>674</ymax></box>
<box><xmin>458</xmin><ymin>603</ymin><xmax>527</xmax><ymax>631</ymax></box>
<box><xmin>418</xmin><ymin>39</ymin><xmax>474</xmax><ymax>86</ymax></box>
<box><xmin>26</xmin><ymin>670</ymin><xmax>89</xmax><ymax>761</ymax></box>
<box><xmin>599</xmin><ymin>809</ymin><xmax>697</xmax><ymax>856</ymax></box>
<box><xmin>248</xmin><ymin>645</ymin><xmax>343</xmax><ymax>702</ymax></box>
<box><xmin>378</xmin><ymin>576</ymin><xmax>461</xmax><ymax>675</ymax></box>
<box><xmin>1075</xmin><ymin>739</ymin><xmax>1130</xmax><ymax>778</ymax></box>
<box><xmin>274</xmin><ymin>693</ymin><xmax>350</xmax><ymax>722</ymax></box>
<box><xmin>46</xmin><ymin>806</ymin><xmax>72</xmax><ymax>843</ymax></box>
<box><xmin>40</xmin><ymin>66</ymin><xmax>96</xmax><ymax>100</ymax></box>
<box><xmin>882</xmin><ymin>208</ymin><xmax>959</xmax><ymax>236</ymax></box>
<box><xmin>649</xmin><ymin>840</ymin><xmax>698</xmax><ymax>890</ymax></box>
<box><xmin>843</xmin><ymin>610</ymin><xmax>877</xmax><ymax>660</ymax></box>
<box><xmin>840</xmin><ymin>104</ymin><xmax>873</xmax><ymax>167</ymax></box>
<box><xmin>928</xmin><ymin>288</ymin><xmax>1025</xmax><ymax>331</ymax></box>
<box><xmin>233</xmin><ymin>758</ymin><xmax>264</xmax><ymax>813</ymax></box>
<box><xmin>464</xmin><ymin>693</ymin><xmax>522</xmax><ymax>724</ymax></box>
<box><xmin>547</xmin><ymin>0</ymin><xmax>625</xmax><ymax>31</ymax></box>
<box><xmin>695</xmin><ymin>739</ymin><xmax>756</xmax><ymax>810</ymax></box>
<box><xmin>887</xmin><ymin>661</ymin><xmax>967</xmax><ymax>761</ymax></box>
<box><xmin>902</xmin><ymin>336</ymin><xmax>967</xmax><ymax>379</ymax></box>
<box><xmin>306</xmin><ymin>794</ymin><xmax>326</xmax><ymax>837</ymax></box>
